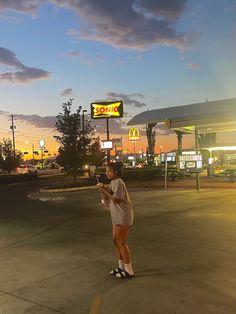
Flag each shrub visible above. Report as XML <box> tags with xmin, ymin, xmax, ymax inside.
<box><xmin>0</xmin><ymin>173</ymin><xmax>38</xmax><ymax>185</ymax></box>
<box><xmin>122</xmin><ymin>168</ymin><xmax>162</xmax><ymax>181</ymax></box>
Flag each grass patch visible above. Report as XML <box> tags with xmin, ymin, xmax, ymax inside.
<box><xmin>0</xmin><ymin>173</ymin><xmax>38</xmax><ymax>185</ymax></box>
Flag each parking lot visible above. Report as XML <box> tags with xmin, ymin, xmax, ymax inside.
<box><xmin>0</xmin><ymin>182</ymin><xmax>235</xmax><ymax>314</ymax></box>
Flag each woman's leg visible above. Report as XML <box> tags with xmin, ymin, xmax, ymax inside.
<box><xmin>112</xmin><ymin>225</ymin><xmax>123</xmax><ymax>261</ymax></box>
<box><xmin>114</xmin><ymin>225</ymin><xmax>131</xmax><ymax>264</ymax></box>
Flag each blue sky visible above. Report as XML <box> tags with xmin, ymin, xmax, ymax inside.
<box><xmin>0</xmin><ymin>0</ymin><xmax>235</xmax><ymax>150</ymax></box>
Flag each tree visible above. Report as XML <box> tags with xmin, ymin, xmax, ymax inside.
<box><xmin>88</xmin><ymin>137</ymin><xmax>105</xmax><ymax>167</ymax></box>
<box><xmin>54</xmin><ymin>99</ymin><xmax>104</xmax><ymax>183</ymax></box>
<box><xmin>0</xmin><ymin>138</ymin><xmax>22</xmax><ymax>175</ymax></box>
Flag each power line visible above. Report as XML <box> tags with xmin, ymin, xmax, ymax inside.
<box><xmin>15</xmin><ymin>133</ymin><xmax>55</xmax><ymax>140</ymax></box>
<box><xmin>0</xmin><ymin>129</ymin><xmax>57</xmax><ymax>139</ymax></box>
<box><xmin>0</xmin><ymin>131</ymin><xmax>11</xmax><ymax>135</ymax></box>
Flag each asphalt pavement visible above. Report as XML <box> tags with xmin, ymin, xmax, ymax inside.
<box><xmin>0</xmin><ymin>179</ymin><xmax>235</xmax><ymax>314</ymax></box>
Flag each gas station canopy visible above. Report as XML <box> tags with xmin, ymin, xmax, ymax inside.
<box><xmin>127</xmin><ymin>98</ymin><xmax>236</xmax><ymax>133</ymax></box>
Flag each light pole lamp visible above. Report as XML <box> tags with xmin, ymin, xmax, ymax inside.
<box><xmin>32</xmin><ymin>143</ymin><xmax>35</xmax><ymax>165</ymax></box>
<box><xmin>160</xmin><ymin>145</ymin><xmax>163</xmax><ymax>155</ymax></box>
<box><xmin>82</xmin><ymin>109</ymin><xmax>87</xmax><ymax>134</ymax></box>
<box><xmin>39</xmin><ymin>139</ymin><xmax>46</xmax><ymax>170</ymax></box>
<box><xmin>25</xmin><ymin>141</ymin><xmax>35</xmax><ymax>165</ymax></box>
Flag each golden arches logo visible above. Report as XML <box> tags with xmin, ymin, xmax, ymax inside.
<box><xmin>128</xmin><ymin>128</ymin><xmax>140</xmax><ymax>141</ymax></box>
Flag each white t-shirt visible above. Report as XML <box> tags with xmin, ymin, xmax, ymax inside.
<box><xmin>109</xmin><ymin>178</ymin><xmax>134</xmax><ymax>226</ymax></box>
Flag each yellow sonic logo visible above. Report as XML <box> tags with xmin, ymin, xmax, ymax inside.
<box><xmin>92</xmin><ymin>102</ymin><xmax>121</xmax><ymax>117</ymax></box>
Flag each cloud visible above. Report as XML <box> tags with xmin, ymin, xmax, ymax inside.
<box><xmin>65</xmin><ymin>49</ymin><xmax>104</xmax><ymax>64</ymax></box>
<box><xmin>95</xmin><ymin>54</ymin><xmax>104</xmax><ymax>60</ymax></box>
<box><xmin>15</xmin><ymin>114</ymin><xmax>57</xmax><ymax>129</ymax></box>
<box><xmin>14</xmin><ymin>112</ymin><xmax>128</xmax><ymax>135</ymax></box>
<box><xmin>0</xmin><ymin>1</ymin><xmax>199</xmax><ymax>51</ymax></box>
<box><xmin>132</xmin><ymin>93</ymin><xmax>144</xmax><ymax>99</ymax></box>
<box><xmin>0</xmin><ymin>46</ymin><xmax>22</xmax><ymax>67</ymax></box>
<box><xmin>138</xmin><ymin>0</ymin><xmax>187</xmax><ymax>21</ymax></box>
<box><xmin>128</xmin><ymin>54</ymin><xmax>143</xmax><ymax>62</ymax></box>
<box><xmin>0</xmin><ymin>0</ymin><xmax>40</xmax><ymax>15</ymax></box>
<box><xmin>65</xmin><ymin>0</ymin><xmax>199</xmax><ymax>51</ymax></box>
<box><xmin>106</xmin><ymin>92</ymin><xmax>147</xmax><ymax>108</ymax></box>
<box><xmin>0</xmin><ymin>66</ymin><xmax>51</xmax><ymax>83</ymax></box>
<box><xmin>65</xmin><ymin>51</ymin><xmax>80</xmax><ymax>58</ymax></box>
<box><xmin>90</xmin><ymin>118</ymin><xmax>128</xmax><ymax>135</ymax></box>
<box><xmin>186</xmin><ymin>63</ymin><xmax>200</xmax><ymax>70</ymax></box>
<box><xmin>60</xmin><ymin>88</ymin><xmax>73</xmax><ymax>96</ymax></box>
<box><xmin>0</xmin><ymin>47</ymin><xmax>51</xmax><ymax>84</ymax></box>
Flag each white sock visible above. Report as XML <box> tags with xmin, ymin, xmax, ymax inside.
<box><xmin>119</xmin><ymin>260</ymin><xmax>125</xmax><ymax>270</ymax></box>
<box><xmin>124</xmin><ymin>263</ymin><xmax>134</xmax><ymax>275</ymax></box>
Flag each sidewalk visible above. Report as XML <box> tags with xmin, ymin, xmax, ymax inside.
<box><xmin>127</xmin><ymin>175</ymin><xmax>236</xmax><ymax>190</ymax></box>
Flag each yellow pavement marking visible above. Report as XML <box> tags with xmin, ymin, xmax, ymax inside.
<box><xmin>89</xmin><ymin>295</ymin><xmax>102</xmax><ymax>314</ymax></box>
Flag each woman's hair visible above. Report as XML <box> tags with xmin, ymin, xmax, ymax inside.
<box><xmin>107</xmin><ymin>162</ymin><xmax>123</xmax><ymax>177</ymax></box>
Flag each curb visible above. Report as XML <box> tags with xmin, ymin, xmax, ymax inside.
<box><xmin>40</xmin><ymin>185</ymin><xmax>96</xmax><ymax>193</ymax></box>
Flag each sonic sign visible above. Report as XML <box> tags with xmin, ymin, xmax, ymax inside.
<box><xmin>91</xmin><ymin>101</ymin><xmax>123</xmax><ymax>119</ymax></box>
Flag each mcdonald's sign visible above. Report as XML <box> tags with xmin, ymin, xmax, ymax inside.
<box><xmin>91</xmin><ymin>101</ymin><xmax>123</xmax><ymax>119</ymax></box>
<box><xmin>128</xmin><ymin>128</ymin><xmax>140</xmax><ymax>141</ymax></box>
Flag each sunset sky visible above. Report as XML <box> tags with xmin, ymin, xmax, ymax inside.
<box><xmin>0</xmin><ymin>0</ymin><xmax>236</xmax><ymax>156</ymax></box>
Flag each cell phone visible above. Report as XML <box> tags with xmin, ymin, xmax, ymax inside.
<box><xmin>96</xmin><ymin>175</ymin><xmax>100</xmax><ymax>183</ymax></box>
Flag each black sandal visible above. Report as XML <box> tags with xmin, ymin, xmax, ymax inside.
<box><xmin>109</xmin><ymin>267</ymin><xmax>123</xmax><ymax>276</ymax></box>
<box><xmin>115</xmin><ymin>270</ymin><xmax>135</xmax><ymax>279</ymax></box>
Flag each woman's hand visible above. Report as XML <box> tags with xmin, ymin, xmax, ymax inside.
<box><xmin>96</xmin><ymin>183</ymin><xmax>105</xmax><ymax>191</ymax></box>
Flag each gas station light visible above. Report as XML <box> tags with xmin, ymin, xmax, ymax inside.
<box><xmin>208</xmin><ymin>146</ymin><xmax>236</xmax><ymax>151</ymax></box>
<box><xmin>182</xmin><ymin>151</ymin><xmax>196</xmax><ymax>155</ymax></box>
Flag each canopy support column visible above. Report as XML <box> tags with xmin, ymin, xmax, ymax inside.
<box><xmin>146</xmin><ymin>123</ymin><xmax>157</xmax><ymax>166</ymax></box>
<box><xmin>175</xmin><ymin>131</ymin><xmax>183</xmax><ymax>155</ymax></box>
<box><xmin>195</xmin><ymin>127</ymin><xmax>200</xmax><ymax>190</ymax></box>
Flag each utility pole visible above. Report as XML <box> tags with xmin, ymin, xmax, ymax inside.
<box><xmin>10</xmin><ymin>114</ymin><xmax>16</xmax><ymax>158</ymax></box>
<box><xmin>32</xmin><ymin>144</ymin><xmax>35</xmax><ymax>166</ymax></box>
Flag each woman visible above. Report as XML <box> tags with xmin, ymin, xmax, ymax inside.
<box><xmin>97</xmin><ymin>162</ymin><xmax>134</xmax><ymax>279</ymax></box>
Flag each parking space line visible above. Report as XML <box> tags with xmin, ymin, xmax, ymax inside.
<box><xmin>89</xmin><ymin>295</ymin><xmax>102</xmax><ymax>314</ymax></box>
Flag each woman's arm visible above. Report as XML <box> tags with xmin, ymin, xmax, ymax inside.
<box><xmin>100</xmin><ymin>190</ymin><xmax>110</xmax><ymax>205</ymax></box>
<box><xmin>98</xmin><ymin>186</ymin><xmax>123</xmax><ymax>204</ymax></box>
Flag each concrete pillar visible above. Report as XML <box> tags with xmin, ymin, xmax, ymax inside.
<box><xmin>175</xmin><ymin>131</ymin><xmax>183</xmax><ymax>155</ymax></box>
<box><xmin>195</xmin><ymin>127</ymin><xmax>200</xmax><ymax>190</ymax></box>
<box><xmin>146</xmin><ymin>123</ymin><xmax>157</xmax><ymax>166</ymax></box>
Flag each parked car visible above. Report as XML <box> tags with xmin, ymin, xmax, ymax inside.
<box><xmin>16</xmin><ymin>164</ymin><xmax>38</xmax><ymax>175</ymax></box>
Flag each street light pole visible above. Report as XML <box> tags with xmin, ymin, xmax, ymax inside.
<box><xmin>106</xmin><ymin>118</ymin><xmax>110</xmax><ymax>163</ymax></box>
<box><xmin>82</xmin><ymin>110</ymin><xmax>88</xmax><ymax>161</ymax></box>
<box><xmin>32</xmin><ymin>144</ymin><xmax>35</xmax><ymax>166</ymax></box>
<box><xmin>133</xmin><ymin>141</ymin><xmax>136</xmax><ymax>166</ymax></box>
<box><xmin>160</xmin><ymin>145</ymin><xmax>163</xmax><ymax>155</ymax></box>
<box><xmin>41</xmin><ymin>149</ymin><xmax>44</xmax><ymax>170</ymax></box>
<box><xmin>39</xmin><ymin>139</ymin><xmax>46</xmax><ymax>170</ymax></box>
<box><xmin>82</xmin><ymin>109</ymin><xmax>87</xmax><ymax>135</ymax></box>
